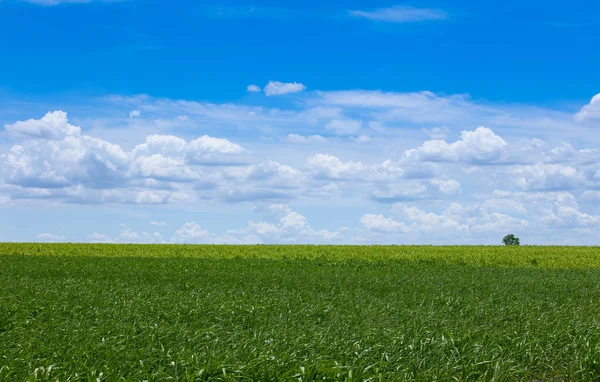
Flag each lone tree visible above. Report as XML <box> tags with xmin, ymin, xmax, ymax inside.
<box><xmin>503</xmin><ymin>234</ymin><xmax>520</xmax><ymax>246</ymax></box>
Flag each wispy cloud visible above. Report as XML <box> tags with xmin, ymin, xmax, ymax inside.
<box><xmin>36</xmin><ymin>233</ymin><xmax>66</xmax><ymax>242</ymax></box>
<box><xmin>349</xmin><ymin>5</ymin><xmax>447</xmax><ymax>23</ymax></box>
<box><xmin>18</xmin><ymin>0</ymin><xmax>124</xmax><ymax>5</ymax></box>
<box><xmin>204</xmin><ymin>5</ymin><xmax>298</xmax><ymax>21</ymax></box>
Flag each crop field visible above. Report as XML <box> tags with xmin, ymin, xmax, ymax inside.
<box><xmin>2</xmin><ymin>244</ymin><xmax>600</xmax><ymax>381</ymax></box>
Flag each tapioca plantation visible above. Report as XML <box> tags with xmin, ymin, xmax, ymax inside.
<box><xmin>2</xmin><ymin>243</ymin><xmax>600</xmax><ymax>380</ymax></box>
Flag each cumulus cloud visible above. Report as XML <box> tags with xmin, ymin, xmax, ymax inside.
<box><xmin>247</xmin><ymin>84</ymin><xmax>261</xmax><ymax>92</ymax></box>
<box><xmin>4</xmin><ymin>111</ymin><xmax>81</xmax><ymax>140</ymax></box>
<box><xmin>171</xmin><ymin>222</ymin><xmax>210</xmax><ymax>243</ymax></box>
<box><xmin>242</xmin><ymin>204</ymin><xmax>345</xmax><ymax>243</ymax></box>
<box><xmin>164</xmin><ymin>204</ymin><xmax>345</xmax><ymax>244</ymax></box>
<box><xmin>185</xmin><ymin>135</ymin><xmax>247</xmax><ymax>165</ymax></box>
<box><xmin>263</xmin><ymin>81</ymin><xmax>306</xmax><ymax>96</ymax></box>
<box><xmin>482</xmin><ymin>190</ymin><xmax>600</xmax><ymax>230</ymax></box>
<box><xmin>404</xmin><ymin>127</ymin><xmax>507</xmax><ymax>163</ymax></box>
<box><xmin>506</xmin><ymin>163</ymin><xmax>584</xmax><ymax>191</ymax></box>
<box><xmin>575</xmin><ymin>93</ymin><xmax>600</xmax><ymax>122</ymax></box>
<box><xmin>360</xmin><ymin>214</ymin><xmax>410</xmax><ymax>233</ymax></box>
<box><xmin>349</xmin><ymin>6</ymin><xmax>447</xmax><ymax>23</ymax></box>
<box><xmin>0</xmin><ymin>111</ymin><xmax>301</xmax><ymax>205</ymax></box>
<box><xmin>131</xmin><ymin>134</ymin><xmax>247</xmax><ymax>166</ymax></box>
<box><xmin>88</xmin><ymin>226</ymin><xmax>164</xmax><ymax>244</ymax></box>
<box><xmin>361</xmin><ymin>202</ymin><xmax>528</xmax><ymax>239</ymax></box>
<box><xmin>393</xmin><ymin>204</ymin><xmax>470</xmax><ymax>234</ymax></box>
<box><xmin>304</xmin><ymin>154</ymin><xmax>458</xmax><ymax>202</ymax></box>
<box><xmin>307</xmin><ymin>154</ymin><xmax>365</xmax><ymax>180</ymax></box>
<box><xmin>357</xmin><ymin>198</ymin><xmax>536</xmax><ymax>244</ymax></box>
<box><xmin>2</xmin><ymin>132</ymin><xmax>129</xmax><ymax>189</ymax></box>
<box><xmin>4</xmin><ymin>88</ymin><xmax>600</xmax><ymax>244</ymax></box>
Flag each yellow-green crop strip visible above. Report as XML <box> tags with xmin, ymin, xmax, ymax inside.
<box><xmin>2</xmin><ymin>243</ymin><xmax>600</xmax><ymax>268</ymax></box>
<box><xmin>2</xmin><ymin>243</ymin><xmax>600</xmax><ymax>381</ymax></box>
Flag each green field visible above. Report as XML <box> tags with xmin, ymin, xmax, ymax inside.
<box><xmin>2</xmin><ymin>244</ymin><xmax>600</xmax><ymax>381</ymax></box>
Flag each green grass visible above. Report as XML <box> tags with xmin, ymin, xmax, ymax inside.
<box><xmin>1</xmin><ymin>244</ymin><xmax>600</xmax><ymax>381</ymax></box>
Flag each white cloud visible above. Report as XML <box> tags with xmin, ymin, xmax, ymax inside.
<box><xmin>351</xmin><ymin>135</ymin><xmax>372</xmax><ymax>143</ymax></box>
<box><xmin>369</xmin><ymin>182</ymin><xmax>427</xmax><ymax>202</ymax></box>
<box><xmin>430</xmin><ymin>179</ymin><xmax>461</xmax><ymax>196</ymax></box>
<box><xmin>422</xmin><ymin>126</ymin><xmax>450</xmax><ymax>139</ymax></box>
<box><xmin>87</xmin><ymin>226</ymin><xmax>164</xmax><ymax>243</ymax></box>
<box><xmin>4</xmin><ymin>88</ymin><xmax>600</xmax><ymax>244</ymax></box>
<box><xmin>582</xmin><ymin>190</ymin><xmax>600</xmax><ymax>200</ymax></box>
<box><xmin>4</xmin><ymin>116</ymin><xmax>248</xmax><ymax>191</ymax></box>
<box><xmin>263</xmin><ymin>81</ymin><xmax>306</xmax><ymax>96</ymax></box>
<box><xmin>165</xmin><ymin>204</ymin><xmax>345</xmax><ymax>244</ymax></box>
<box><xmin>131</xmin><ymin>135</ymin><xmax>188</xmax><ymax>158</ymax></box>
<box><xmin>185</xmin><ymin>135</ymin><xmax>247</xmax><ymax>165</ymax></box>
<box><xmin>307</xmin><ymin>154</ymin><xmax>365</xmax><ymax>180</ymax></box>
<box><xmin>4</xmin><ymin>110</ymin><xmax>81</xmax><ymax>140</ymax></box>
<box><xmin>482</xmin><ymin>190</ymin><xmax>600</xmax><ymax>230</ymax></box>
<box><xmin>0</xmin><ymin>111</ymin><xmax>300</xmax><ymax>205</ymax></box>
<box><xmin>129</xmin><ymin>109</ymin><xmax>141</xmax><ymax>119</ymax></box>
<box><xmin>242</xmin><ymin>204</ymin><xmax>344</xmax><ymax>243</ymax></box>
<box><xmin>349</xmin><ymin>6</ymin><xmax>447</xmax><ymax>23</ymax></box>
<box><xmin>394</xmin><ymin>204</ymin><xmax>470</xmax><ymax>234</ymax></box>
<box><xmin>243</xmin><ymin>161</ymin><xmax>302</xmax><ymax>183</ymax></box>
<box><xmin>286</xmin><ymin>134</ymin><xmax>327</xmax><ymax>143</ymax></box>
<box><xmin>188</xmin><ymin>135</ymin><xmax>246</xmax><ymax>155</ymax></box>
<box><xmin>325</xmin><ymin>119</ymin><xmax>362</xmax><ymax>135</ymax></box>
<box><xmin>150</xmin><ymin>221</ymin><xmax>167</xmax><ymax>226</ymax></box>
<box><xmin>247</xmin><ymin>84</ymin><xmax>261</xmax><ymax>92</ymax></box>
<box><xmin>506</xmin><ymin>163</ymin><xmax>584</xmax><ymax>191</ymax></box>
<box><xmin>575</xmin><ymin>93</ymin><xmax>600</xmax><ymax>122</ymax></box>
<box><xmin>171</xmin><ymin>222</ymin><xmax>210</xmax><ymax>243</ymax></box>
<box><xmin>317</xmin><ymin>90</ymin><xmax>575</xmax><ymax>133</ymax></box>
<box><xmin>360</xmin><ymin>214</ymin><xmax>410</xmax><ymax>233</ymax></box>
<box><xmin>87</xmin><ymin>233</ymin><xmax>113</xmax><ymax>243</ymax></box>
<box><xmin>35</xmin><ymin>233</ymin><xmax>65</xmax><ymax>242</ymax></box>
<box><xmin>2</xmin><ymin>128</ymin><xmax>129</xmax><ymax>189</ymax></box>
<box><xmin>305</xmin><ymin>154</ymin><xmax>454</xmax><ymax>202</ymax></box>
<box><xmin>404</xmin><ymin>127</ymin><xmax>507</xmax><ymax>162</ymax></box>
<box><xmin>359</xmin><ymin>202</ymin><xmax>530</xmax><ymax>242</ymax></box>
<box><xmin>130</xmin><ymin>154</ymin><xmax>199</xmax><ymax>182</ymax></box>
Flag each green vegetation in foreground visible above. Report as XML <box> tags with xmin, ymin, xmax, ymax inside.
<box><xmin>1</xmin><ymin>244</ymin><xmax>600</xmax><ymax>381</ymax></box>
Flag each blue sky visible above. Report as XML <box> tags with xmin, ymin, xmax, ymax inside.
<box><xmin>0</xmin><ymin>0</ymin><xmax>599</xmax><ymax>244</ymax></box>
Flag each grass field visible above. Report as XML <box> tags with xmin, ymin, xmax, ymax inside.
<box><xmin>2</xmin><ymin>244</ymin><xmax>600</xmax><ymax>381</ymax></box>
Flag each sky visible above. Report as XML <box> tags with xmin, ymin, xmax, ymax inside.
<box><xmin>0</xmin><ymin>0</ymin><xmax>599</xmax><ymax>244</ymax></box>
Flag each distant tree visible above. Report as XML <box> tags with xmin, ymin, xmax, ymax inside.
<box><xmin>503</xmin><ymin>234</ymin><xmax>520</xmax><ymax>246</ymax></box>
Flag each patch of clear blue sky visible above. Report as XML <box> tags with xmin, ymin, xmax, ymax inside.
<box><xmin>0</xmin><ymin>0</ymin><xmax>598</xmax><ymax>105</ymax></box>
